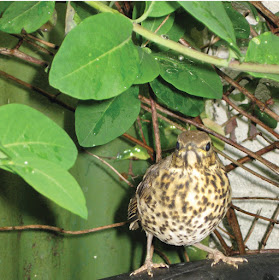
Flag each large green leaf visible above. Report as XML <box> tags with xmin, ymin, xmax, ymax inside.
<box><xmin>134</xmin><ymin>47</ymin><xmax>160</xmax><ymax>84</ymax></box>
<box><xmin>75</xmin><ymin>86</ymin><xmax>140</xmax><ymax>147</ymax></box>
<box><xmin>49</xmin><ymin>13</ymin><xmax>139</xmax><ymax>100</ymax></box>
<box><xmin>1</xmin><ymin>156</ymin><xmax>87</xmax><ymax>219</ymax></box>
<box><xmin>178</xmin><ymin>1</ymin><xmax>240</xmax><ymax>55</ymax></box>
<box><xmin>0</xmin><ymin>104</ymin><xmax>77</xmax><ymax>170</ymax></box>
<box><xmin>0</xmin><ymin>1</ymin><xmax>55</xmax><ymax>34</ymax></box>
<box><xmin>147</xmin><ymin>1</ymin><xmax>180</xmax><ymax>17</ymax></box>
<box><xmin>245</xmin><ymin>32</ymin><xmax>279</xmax><ymax>82</ymax></box>
<box><xmin>154</xmin><ymin>52</ymin><xmax>223</xmax><ymax>99</ymax></box>
<box><xmin>150</xmin><ymin>77</ymin><xmax>204</xmax><ymax>117</ymax></box>
<box><xmin>224</xmin><ymin>2</ymin><xmax>250</xmax><ymax>39</ymax></box>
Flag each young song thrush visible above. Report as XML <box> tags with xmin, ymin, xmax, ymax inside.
<box><xmin>128</xmin><ymin>130</ymin><xmax>247</xmax><ymax>276</ymax></box>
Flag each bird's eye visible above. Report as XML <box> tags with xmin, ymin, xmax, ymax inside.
<box><xmin>176</xmin><ymin>141</ymin><xmax>180</xmax><ymax>150</ymax></box>
<box><xmin>205</xmin><ymin>142</ymin><xmax>211</xmax><ymax>151</ymax></box>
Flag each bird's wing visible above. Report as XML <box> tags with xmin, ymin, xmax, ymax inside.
<box><xmin>127</xmin><ymin>155</ymin><xmax>172</xmax><ymax>231</ymax></box>
<box><xmin>128</xmin><ymin>195</ymin><xmax>139</xmax><ymax>230</ymax></box>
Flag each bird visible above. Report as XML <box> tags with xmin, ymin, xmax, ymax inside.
<box><xmin>128</xmin><ymin>130</ymin><xmax>247</xmax><ymax>276</ymax></box>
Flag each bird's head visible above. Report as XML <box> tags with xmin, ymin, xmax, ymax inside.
<box><xmin>171</xmin><ymin>130</ymin><xmax>216</xmax><ymax>169</ymax></box>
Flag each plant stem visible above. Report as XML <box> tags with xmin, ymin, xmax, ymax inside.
<box><xmin>0</xmin><ymin>221</ymin><xmax>127</xmax><ymax>235</ymax></box>
<box><xmin>133</xmin><ymin>1</ymin><xmax>155</xmax><ymax>24</ymax></box>
<box><xmin>86</xmin><ymin>1</ymin><xmax>279</xmax><ymax>74</ymax></box>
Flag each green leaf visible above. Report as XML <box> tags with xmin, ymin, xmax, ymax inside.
<box><xmin>254</xmin><ymin>106</ymin><xmax>277</xmax><ymax>129</ymax></box>
<box><xmin>142</xmin><ymin>13</ymin><xmax>175</xmax><ymax>35</ymax></box>
<box><xmin>150</xmin><ymin>77</ymin><xmax>204</xmax><ymax>117</ymax></box>
<box><xmin>178</xmin><ymin>1</ymin><xmax>240</xmax><ymax>55</ymax></box>
<box><xmin>154</xmin><ymin>52</ymin><xmax>223</xmax><ymax>99</ymax></box>
<box><xmin>1</xmin><ymin>157</ymin><xmax>87</xmax><ymax>219</ymax></box>
<box><xmin>71</xmin><ymin>2</ymin><xmax>97</xmax><ymax>21</ymax></box>
<box><xmin>139</xmin><ymin>112</ymin><xmax>180</xmax><ymax>150</ymax></box>
<box><xmin>0</xmin><ymin>1</ymin><xmax>55</xmax><ymax>34</ymax></box>
<box><xmin>245</xmin><ymin>32</ymin><xmax>279</xmax><ymax>82</ymax></box>
<box><xmin>237</xmin><ymin>1</ymin><xmax>259</xmax><ymax>22</ymax></box>
<box><xmin>75</xmin><ymin>86</ymin><xmax>140</xmax><ymax>147</ymax></box>
<box><xmin>186</xmin><ymin>236</ymin><xmax>209</xmax><ymax>261</ymax></box>
<box><xmin>151</xmin><ymin>11</ymin><xmax>188</xmax><ymax>52</ymax></box>
<box><xmin>0</xmin><ymin>1</ymin><xmax>12</xmax><ymax>14</ymax></box>
<box><xmin>223</xmin><ymin>2</ymin><xmax>250</xmax><ymax>39</ymax></box>
<box><xmin>117</xmin><ymin>145</ymin><xmax>150</xmax><ymax>160</ymax></box>
<box><xmin>135</xmin><ymin>47</ymin><xmax>160</xmax><ymax>84</ymax></box>
<box><xmin>49</xmin><ymin>13</ymin><xmax>139</xmax><ymax>100</ymax></box>
<box><xmin>0</xmin><ymin>104</ymin><xmax>77</xmax><ymax>170</ymax></box>
<box><xmin>147</xmin><ymin>1</ymin><xmax>180</xmax><ymax>17</ymax></box>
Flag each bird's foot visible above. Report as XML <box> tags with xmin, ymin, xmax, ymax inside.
<box><xmin>208</xmin><ymin>249</ymin><xmax>248</xmax><ymax>269</ymax></box>
<box><xmin>130</xmin><ymin>260</ymin><xmax>169</xmax><ymax>277</ymax></box>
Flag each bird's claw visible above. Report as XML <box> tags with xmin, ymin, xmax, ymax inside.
<box><xmin>208</xmin><ymin>250</ymin><xmax>248</xmax><ymax>269</ymax></box>
<box><xmin>130</xmin><ymin>261</ymin><xmax>169</xmax><ymax>277</ymax></box>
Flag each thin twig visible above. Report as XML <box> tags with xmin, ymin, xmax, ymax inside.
<box><xmin>183</xmin><ymin>247</ymin><xmax>190</xmax><ymax>262</ymax></box>
<box><xmin>232</xmin><ymin>204</ymin><xmax>279</xmax><ymax>224</ymax></box>
<box><xmin>213</xmin><ymin>229</ymin><xmax>232</xmax><ymax>255</ymax></box>
<box><xmin>12</xmin><ymin>34</ymin><xmax>55</xmax><ymax>55</ymax></box>
<box><xmin>0</xmin><ymin>221</ymin><xmax>127</xmax><ymax>235</ymax></box>
<box><xmin>14</xmin><ymin>38</ymin><xmax>23</xmax><ymax>50</ymax></box>
<box><xmin>141</xmin><ymin>104</ymin><xmax>187</xmax><ymax>132</ymax></box>
<box><xmin>233</xmin><ymin>197</ymin><xmax>279</xmax><ymax>201</ymax></box>
<box><xmin>232</xmin><ymin>248</ymin><xmax>279</xmax><ymax>255</ymax></box>
<box><xmin>139</xmin><ymin>95</ymin><xmax>279</xmax><ymax>174</ymax></box>
<box><xmin>137</xmin><ymin>117</ymin><xmax>153</xmax><ymax>160</ymax></box>
<box><xmin>85</xmin><ymin>150</ymin><xmax>134</xmax><ymax>187</ymax></box>
<box><xmin>123</xmin><ymin>133</ymin><xmax>154</xmax><ymax>154</ymax></box>
<box><xmin>0</xmin><ymin>70</ymin><xmax>75</xmax><ymax>112</ymax></box>
<box><xmin>27</xmin><ymin>34</ymin><xmax>57</xmax><ymax>49</ymax></box>
<box><xmin>216</xmin><ymin>68</ymin><xmax>279</xmax><ymax>122</ymax></box>
<box><xmin>217</xmin><ymin>148</ymin><xmax>279</xmax><ymax>188</ymax></box>
<box><xmin>142</xmin><ymin>14</ymin><xmax>171</xmax><ymax>47</ymax></box>
<box><xmin>226</xmin><ymin>141</ymin><xmax>279</xmax><ymax>172</ymax></box>
<box><xmin>0</xmin><ymin>48</ymin><xmax>48</xmax><ymax>66</ymax></box>
<box><xmin>154</xmin><ymin>248</ymin><xmax>171</xmax><ymax>265</ymax></box>
<box><xmin>223</xmin><ymin>94</ymin><xmax>279</xmax><ymax>139</ymax></box>
<box><xmin>244</xmin><ymin>209</ymin><xmax>261</xmax><ymax>244</ymax></box>
<box><xmin>250</xmin><ymin>1</ymin><xmax>279</xmax><ymax>28</ymax></box>
<box><xmin>226</xmin><ymin>207</ymin><xmax>246</xmax><ymax>255</ymax></box>
<box><xmin>114</xmin><ymin>1</ymin><xmax>125</xmax><ymax>14</ymax></box>
<box><xmin>260</xmin><ymin>203</ymin><xmax>279</xmax><ymax>249</ymax></box>
<box><xmin>216</xmin><ymin>226</ymin><xmax>236</xmax><ymax>240</ymax></box>
<box><xmin>150</xmin><ymin>95</ymin><xmax>161</xmax><ymax>162</ymax></box>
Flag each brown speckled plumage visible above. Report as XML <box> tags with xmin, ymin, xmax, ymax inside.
<box><xmin>128</xmin><ymin>131</ymin><xmax>247</xmax><ymax>276</ymax></box>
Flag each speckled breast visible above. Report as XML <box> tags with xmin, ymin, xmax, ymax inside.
<box><xmin>137</xmin><ymin>166</ymin><xmax>232</xmax><ymax>246</ymax></box>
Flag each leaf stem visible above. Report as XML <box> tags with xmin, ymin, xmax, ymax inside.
<box><xmin>86</xmin><ymin>1</ymin><xmax>279</xmax><ymax>74</ymax></box>
<box><xmin>132</xmin><ymin>1</ymin><xmax>155</xmax><ymax>24</ymax></box>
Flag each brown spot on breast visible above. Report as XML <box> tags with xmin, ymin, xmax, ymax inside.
<box><xmin>162</xmin><ymin>212</ymin><xmax>168</xmax><ymax>218</ymax></box>
<box><xmin>210</xmin><ymin>179</ymin><xmax>217</xmax><ymax>190</ymax></box>
<box><xmin>161</xmin><ymin>173</ymin><xmax>168</xmax><ymax>181</ymax></box>
<box><xmin>168</xmin><ymin>200</ymin><xmax>175</xmax><ymax>209</ymax></box>
<box><xmin>202</xmin><ymin>196</ymin><xmax>208</xmax><ymax>204</ymax></box>
<box><xmin>177</xmin><ymin>184</ymin><xmax>184</xmax><ymax>189</ymax></box>
<box><xmin>146</xmin><ymin>195</ymin><xmax>152</xmax><ymax>203</ymax></box>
